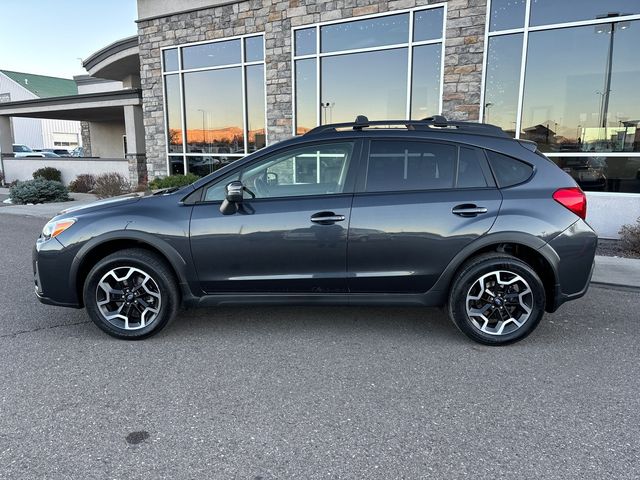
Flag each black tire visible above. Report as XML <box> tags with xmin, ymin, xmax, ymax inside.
<box><xmin>448</xmin><ymin>253</ymin><xmax>546</xmax><ymax>346</ymax></box>
<box><xmin>83</xmin><ymin>248</ymin><xmax>179</xmax><ymax>340</ymax></box>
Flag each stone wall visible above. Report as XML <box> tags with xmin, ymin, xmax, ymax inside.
<box><xmin>80</xmin><ymin>121</ymin><xmax>92</xmax><ymax>157</ymax></box>
<box><xmin>137</xmin><ymin>0</ymin><xmax>487</xmax><ymax>178</ymax></box>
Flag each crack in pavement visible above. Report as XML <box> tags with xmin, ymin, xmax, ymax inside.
<box><xmin>0</xmin><ymin>320</ymin><xmax>91</xmax><ymax>339</ymax></box>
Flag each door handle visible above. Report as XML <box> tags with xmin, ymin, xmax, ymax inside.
<box><xmin>452</xmin><ymin>204</ymin><xmax>488</xmax><ymax>217</ymax></box>
<box><xmin>310</xmin><ymin>212</ymin><xmax>346</xmax><ymax>224</ymax></box>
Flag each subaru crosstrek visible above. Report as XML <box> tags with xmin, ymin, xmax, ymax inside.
<box><xmin>33</xmin><ymin>116</ymin><xmax>597</xmax><ymax>345</ymax></box>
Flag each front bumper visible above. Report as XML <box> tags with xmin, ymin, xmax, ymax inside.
<box><xmin>33</xmin><ymin>239</ymin><xmax>82</xmax><ymax>309</ymax></box>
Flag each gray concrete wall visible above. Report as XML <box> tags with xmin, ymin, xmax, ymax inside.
<box><xmin>137</xmin><ymin>0</ymin><xmax>485</xmax><ymax>180</ymax></box>
<box><xmin>137</xmin><ymin>0</ymin><xmax>232</xmax><ymax>20</ymax></box>
<box><xmin>88</xmin><ymin>121</ymin><xmax>125</xmax><ymax>158</ymax></box>
<box><xmin>586</xmin><ymin>193</ymin><xmax>640</xmax><ymax>239</ymax></box>
<box><xmin>3</xmin><ymin>158</ymin><xmax>129</xmax><ymax>185</ymax></box>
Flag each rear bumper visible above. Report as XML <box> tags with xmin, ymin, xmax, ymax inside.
<box><xmin>545</xmin><ymin>219</ymin><xmax>598</xmax><ymax>312</ymax></box>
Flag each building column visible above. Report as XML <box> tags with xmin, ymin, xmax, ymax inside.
<box><xmin>123</xmin><ymin>105</ymin><xmax>147</xmax><ymax>186</ymax></box>
<box><xmin>0</xmin><ymin>116</ymin><xmax>14</xmax><ymax>184</ymax></box>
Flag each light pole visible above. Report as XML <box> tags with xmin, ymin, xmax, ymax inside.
<box><xmin>484</xmin><ymin>102</ymin><xmax>493</xmax><ymax>123</ymax></box>
<box><xmin>197</xmin><ymin>109</ymin><xmax>206</xmax><ymax>151</ymax></box>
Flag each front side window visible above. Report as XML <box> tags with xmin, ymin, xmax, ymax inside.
<box><xmin>162</xmin><ymin>35</ymin><xmax>266</xmax><ymax>177</ymax></box>
<box><xmin>365</xmin><ymin>141</ymin><xmax>457</xmax><ymax>192</ymax></box>
<box><xmin>204</xmin><ymin>142</ymin><xmax>355</xmax><ymax>201</ymax></box>
<box><xmin>293</xmin><ymin>6</ymin><xmax>445</xmax><ymax>135</ymax></box>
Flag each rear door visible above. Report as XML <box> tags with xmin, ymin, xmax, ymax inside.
<box><xmin>347</xmin><ymin>139</ymin><xmax>502</xmax><ymax>293</ymax></box>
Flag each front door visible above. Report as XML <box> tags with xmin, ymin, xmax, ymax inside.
<box><xmin>347</xmin><ymin>139</ymin><xmax>502</xmax><ymax>293</ymax></box>
<box><xmin>190</xmin><ymin>140</ymin><xmax>361</xmax><ymax>293</ymax></box>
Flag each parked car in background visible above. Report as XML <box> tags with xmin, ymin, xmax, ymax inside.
<box><xmin>40</xmin><ymin>152</ymin><xmax>61</xmax><ymax>158</ymax></box>
<box><xmin>12</xmin><ymin>144</ymin><xmax>45</xmax><ymax>158</ymax></box>
<box><xmin>70</xmin><ymin>147</ymin><xmax>85</xmax><ymax>157</ymax></box>
<box><xmin>43</xmin><ymin>148</ymin><xmax>71</xmax><ymax>156</ymax></box>
<box><xmin>33</xmin><ymin>116</ymin><xmax>597</xmax><ymax>346</ymax></box>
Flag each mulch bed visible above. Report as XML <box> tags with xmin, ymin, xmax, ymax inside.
<box><xmin>596</xmin><ymin>238</ymin><xmax>640</xmax><ymax>259</ymax></box>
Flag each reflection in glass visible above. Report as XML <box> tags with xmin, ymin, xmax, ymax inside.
<box><xmin>246</xmin><ymin>64</ymin><xmax>266</xmax><ymax>152</ymax></box>
<box><xmin>551</xmin><ymin>156</ymin><xmax>640</xmax><ymax>193</ymax></box>
<box><xmin>295</xmin><ymin>28</ymin><xmax>316</xmax><ymax>56</ymax></box>
<box><xmin>410</xmin><ymin>44</ymin><xmax>441</xmax><ymax>120</ymax></box>
<box><xmin>295</xmin><ymin>59</ymin><xmax>316</xmax><ymax>135</ymax></box>
<box><xmin>483</xmin><ymin>33</ymin><xmax>522</xmax><ymax>136</ymax></box>
<box><xmin>413</xmin><ymin>7</ymin><xmax>444</xmax><ymax>41</ymax></box>
<box><xmin>164</xmin><ymin>74</ymin><xmax>183</xmax><ymax>153</ymax></box>
<box><xmin>320</xmin><ymin>13</ymin><xmax>409</xmax><ymax>53</ymax></box>
<box><xmin>169</xmin><ymin>155</ymin><xmax>184</xmax><ymax>175</ymax></box>
<box><xmin>182</xmin><ymin>39</ymin><xmax>241</xmax><ymax>70</ymax></box>
<box><xmin>521</xmin><ymin>22</ymin><xmax>640</xmax><ymax>152</ymax></box>
<box><xmin>163</xmin><ymin>49</ymin><xmax>179</xmax><ymax>72</ymax></box>
<box><xmin>321</xmin><ymin>48</ymin><xmax>408</xmax><ymax>123</ymax></box>
<box><xmin>183</xmin><ymin>68</ymin><xmax>244</xmax><ymax>154</ymax></box>
<box><xmin>244</xmin><ymin>36</ymin><xmax>264</xmax><ymax>62</ymax></box>
<box><xmin>530</xmin><ymin>0</ymin><xmax>640</xmax><ymax>28</ymax></box>
<box><xmin>188</xmin><ymin>155</ymin><xmax>234</xmax><ymax>177</ymax></box>
<box><xmin>489</xmin><ymin>0</ymin><xmax>526</xmax><ymax>31</ymax></box>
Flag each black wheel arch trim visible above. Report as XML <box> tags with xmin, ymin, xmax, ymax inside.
<box><xmin>429</xmin><ymin>231</ymin><xmax>561</xmax><ymax>299</ymax></box>
<box><xmin>69</xmin><ymin>230</ymin><xmax>199</xmax><ymax>305</ymax></box>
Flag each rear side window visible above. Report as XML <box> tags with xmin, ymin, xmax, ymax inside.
<box><xmin>365</xmin><ymin>140</ymin><xmax>457</xmax><ymax>192</ymax></box>
<box><xmin>486</xmin><ymin>150</ymin><xmax>533</xmax><ymax>187</ymax></box>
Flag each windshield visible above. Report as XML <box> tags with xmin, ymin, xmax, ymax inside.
<box><xmin>13</xmin><ymin>145</ymin><xmax>32</xmax><ymax>152</ymax></box>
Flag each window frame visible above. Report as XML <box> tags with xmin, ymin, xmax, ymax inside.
<box><xmin>480</xmin><ymin>0</ymin><xmax>640</xmax><ymax>194</ymax></box>
<box><xmin>192</xmin><ymin>138</ymin><xmax>364</xmax><ymax>204</ymax></box>
<box><xmin>160</xmin><ymin>33</ymin><xmax>267</xmax><ymax>176</ymax></box>
<box><xmin>355</xmin><ymin>138</ymin><xmax>497</xmax><ymax>195</ymax></box>
<box><xmin>291</xmin><ymin>5</ymin><xmax>447</xmax><ymax>136</ymax></box>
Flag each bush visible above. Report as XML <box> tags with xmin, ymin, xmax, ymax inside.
<box><xmin>619</xmin><ymin>218</ymin><xmax>640</xmax><ymax>256</ymax></box>
<box><xmin>68</xmin><ymin>174</ymin><xmax>96</xmax><ymax>193</ymax></box>
<box><xmin>33</xmin><ymin>166</ymin><xmax>62</xmax><ymax>182</ymax></box>
<box><xmin>9</xmin><ymin>178</ymin><xmax>71</xmax><ymax>204</ymax></box>
<box><xmin>93</xmin><ymin>172</ymin><xmax>131</xmax><ymax>199</ymax></box>
<box><xmin>149</xmin><ymin>173</ymin><xmax>200</xmax><ymax>190</ymax></box>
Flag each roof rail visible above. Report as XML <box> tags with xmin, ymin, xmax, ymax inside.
<box><xmin>304</xmin><ymin>115</ymin><xmax>509</xmax><ymax>138</ymax></box>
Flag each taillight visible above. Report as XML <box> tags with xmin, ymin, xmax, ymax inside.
<box><xmin>553</xmin><ymin>187</ymin><xmax>587</xmax><ymax>220</ymax></box>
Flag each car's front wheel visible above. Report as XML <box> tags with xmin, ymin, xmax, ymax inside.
<box><xmin>448</xmin><ymin>253</ymin><xmax>546</xmax><ymax>346</ymax></box>
<box><xmin>83</xmin><ymin>248</ymin><xmax>179</xmax><ymax>339</ymax></box>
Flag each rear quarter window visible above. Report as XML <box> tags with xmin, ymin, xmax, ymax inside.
<box><xmin>486</xmin><ymin>150</ymin><xmax>533</xmax><ymax>187</ymax></box>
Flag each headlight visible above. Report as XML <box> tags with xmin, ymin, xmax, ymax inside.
<box><xmin>42</xmin><ymin>218</ymin><xmax>76</xmax><ymax>241</ymax></box>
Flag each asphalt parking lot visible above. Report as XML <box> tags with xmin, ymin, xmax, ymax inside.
<box><xmin>0</xmin><ymin>214</ymin><xmax>639</xmax><ymax>479</ymax></box>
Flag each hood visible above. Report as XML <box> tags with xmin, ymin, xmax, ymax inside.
<box><xmin>57</xmin><ymin>193</ymin><xmax>142</xmax><ymax>217</ymax></box>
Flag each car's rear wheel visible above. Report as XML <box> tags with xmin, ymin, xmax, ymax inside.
<box><xmin>83</xmin><ymin>248</ymin><xmax>179</xmax><ymax>339</ymax></box>
<box><xmin>448</xmin><ymin>253</ymin><xmax>545</xmax><ymax>346</ymax></box>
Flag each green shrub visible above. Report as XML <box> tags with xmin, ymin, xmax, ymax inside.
<box><xmin>9</xmin><ymin>178</ymin><xmax>71</xmax><ymax>204</ymax></box>
<box><xmin>93</xmin><ymin>172</ymin><xmax>131</xmax><ymax>199</ymax></box>
<box><xmin>149</xmin><ymin>173</ymin><xmax>200</xmax><ymax>190</ymax></box>
<box><xmin>68</xmin><ymin>174</ymin><xmax>96</xmax><ymax>193</ymax></box>
<box><xmin>619</xmin><ymin>218</ymin><xmax>640</xmax><ymax>256</ymax></box>
<box><xmin>33</xmin><ymin>166</ymin><xmax>62</xmax><ymax>182</ymax></box>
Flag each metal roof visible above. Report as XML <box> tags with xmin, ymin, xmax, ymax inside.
<box><xmin>0</xmin><ymin>70</ymin><xmax>78</xmax><ymax>98</ymax></box>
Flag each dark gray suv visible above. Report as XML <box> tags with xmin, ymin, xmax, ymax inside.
<box><xmin>33</xmin><ymin>116</ymin><xmax>597</xmax><ymax>345</ymax></box>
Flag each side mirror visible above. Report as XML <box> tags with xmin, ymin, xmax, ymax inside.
<box><xmin>220</xmin><ymin>180</ymin><xmax>243</xmax><ymax>215</ymax></box>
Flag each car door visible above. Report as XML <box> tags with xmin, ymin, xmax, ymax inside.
<box><xmin>189</xmin><ymin>140</ymin><xmax>362</xmax><ymax>293</ymax></box>
<box><xmin>347</xmin><ymin>139</ymin><xmax>502</xmax><ymax>293</ymax></box>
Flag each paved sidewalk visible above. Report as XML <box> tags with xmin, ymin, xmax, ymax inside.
<box><xmin>592</xmin><ymin>255</ymin><xmax>640</xmax><ymax>290</ymax></box>
<box><xmin>0</xmin><ymin>187</ymin><xmax>97</xmax><ymax>219</ymax></box>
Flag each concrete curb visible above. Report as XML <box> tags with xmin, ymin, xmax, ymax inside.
<box><xmin>592</xmin><ymin>255</ymin><xmax>640</xmax><ymax>291</ymax></box>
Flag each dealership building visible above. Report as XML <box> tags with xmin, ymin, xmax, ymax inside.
<box><xmin>1</xmin><ymin>0</ymin><xmax>639</xmax><ymax>237</ymax></box>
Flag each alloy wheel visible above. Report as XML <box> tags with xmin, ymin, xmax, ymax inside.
<box><xmin>96</xmin><ymin>266</ymin><xmax>162</xmax><ymax>330</ymax></box>
<box><xmin>465</xmin><ymin>270</ymin><xmax>533</xmax><ymax>336</ymax></box>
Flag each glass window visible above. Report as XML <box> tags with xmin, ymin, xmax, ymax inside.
<box><xmin>164</xmin><ymin>74</ymin><xmax>183</xmax><ymax>153</ymax></box>
<box><xmin>169</xmin><ymin>155</ymin><xmax>185</xmax><ymax>175</ymax></box>
<box><xmin>413</xmin><ymin>8</ymin><xmax>444</xmax><ymax>41</ymax></box>
<box><xmin>246</xmin><ymin>64</ymin><xmax>266</xmax><ymax>152</ymax></box>
<box><xmin>521</xmin><ymin>22</ymin><xmax>640</xmax><ymax>153</ymax></box>
<box><xmin>486</xmin><ymin>151</ymin><xmax>533</xmax><ymax>187</ymax></box>
<box><xmin>410</xmin><ymin>44</ymin><xmax>441</xmax><ymax>120</ymax></box>
<box><xmin>458</xmin><ymin>147</ymin><xmax>489</xmax><ymax>188</ymax></box>
<box><xmin>237</xmin><ymin>142</ymin><xmax>355</xmax><ymax>199</ymax></box>
<box><xmin>204</xmin><ymin>171</ymin><xmax>241</xmax><ymax>201</ymax></box>
<box><xmin>295</xmin><ymin>28</ymin><xmax>316</xmax><ymax>56</ymax></box>
<box><xmin>244</xmin><ymin>36</ymin><xmax>264</xmax><ymax>62</ymax></box>
<box><xmin>183</xmin><ymin>68</ymin><xmax>244</xmax><ymax>154</ymax></box>
<box><xmin>489</xmin><ymin>0</ymin><xmax>526</xmax><ymax>32</ymax></box>
<box><xmin>322</xmin><ymin>48</ymin><xmax>408</xmax><ymax>124</ymax></box>
<box><xmin>163</xmin><ymin>49</ymin><xmax>179</xmax><ymax>72</ymax></box>
<box><xmin>366</xmin><ymin>141</ymin><xmax>457</xmax><ymax>192</ymax></box>
<box><xmin>182</xmin><ymin>39</ymin><xmax>241</xmax><ymax>69</ymax></box>
<box><xmin>483</xmin><ymin>33</ymin><xmax>522</xmax><ymax>136</ymax></box>
<box><xmin>551</xmin><ymin>156</ymin><xmax>640</xmax><ymax>193</ymax></box>
<box><xmin>188</xmin><ymin>156</ymin><xmax>232</xmax><ymax>178</ymax></box>
<box><xmin>295</xmin><ymin>59</ymin><xmax>317</xmax><ymax>135</ymax></box>
<box><xmin>530</xmin><ymin>0</ymin><xmax>640</xmax><ymax>28</ymax></box>
<box><xmin>320</xmin><ymin>13</ymin><xmax>409</xmax><ymax>53</ymax></box>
